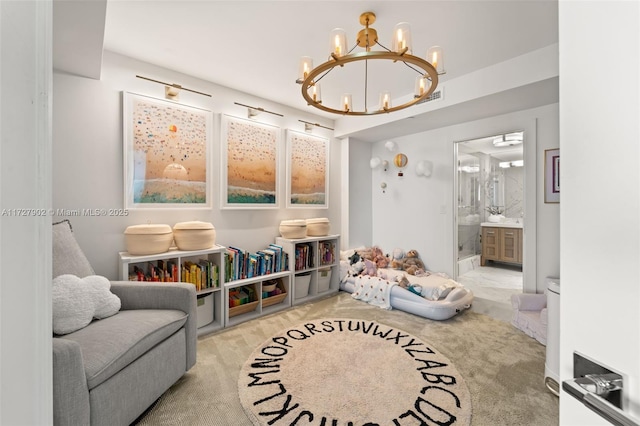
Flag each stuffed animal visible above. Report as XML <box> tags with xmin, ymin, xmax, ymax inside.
<box><xmin>403</xmin><ymin>249</ymin><xmax>426</xmax><ymax>275</ymax></box>
<box><xmin>394</xmin><ymin>274</ymin><xmax>423</xmax><ymax>296</ymax></box>
<box><xmin>395</xmin><ymin>274</ymin><xmax>410</xmax><ymax>288</ymax></box>
<box><xmin>348</xmin><ymin>259</ymin><xmax>365</xmax><ymax>276</ymax></box>
<box><xmin>390</xmin><ymin>248</ymin><xmax>406</xmax><ymax>270</ymax></box>
<box><xmin>371</xmin><ymin>246</ymin><xmax>389</xmax><ymax>268</ymax></box>
<box><xmin>362</xmin><ymin>258</ymin><xmax>377</xmax><ymax>276</ymax></box>
<box><xmin>348</xmin><ymin>252</ymin><xmax>362</xmax><ymax>265</ymax></box>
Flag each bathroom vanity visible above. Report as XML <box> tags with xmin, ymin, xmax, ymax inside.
<box><xmin>481</xmin><ymin>222</ymin><xmax>523</xmax><ymax>266</ymax></box>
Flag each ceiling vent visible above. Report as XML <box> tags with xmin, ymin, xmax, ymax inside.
<box><xmin>416</xmin><ymin>86</ymin><xmax>444</xmax><ymax>105</ymax></box>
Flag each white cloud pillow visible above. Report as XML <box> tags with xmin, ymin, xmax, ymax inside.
<box><xmin>52</xmin><ymin>274</ymin><xmax>121</xmax><ymax>335</ymax></box>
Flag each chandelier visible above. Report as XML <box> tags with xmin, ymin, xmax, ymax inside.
<box><xmin>296</xmin><ymin>12</ymin><xmax>445</xmax><ymax>116</ymax></box>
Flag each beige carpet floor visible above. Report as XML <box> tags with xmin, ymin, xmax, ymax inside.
<box><xmin>135</xmin><ymin>292</ymin><xmax>559</xmax><ymax>425</ymax></box>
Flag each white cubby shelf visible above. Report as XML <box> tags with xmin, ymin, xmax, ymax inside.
<box><xmin>119</xmin><ymin>245</ymin><xmax>226</xmax><ymax>337</ymax></box>
<box><xmin>275</xmin><ymin>234</ymin><xmax>341</xmax><ymax>305</ymax></box>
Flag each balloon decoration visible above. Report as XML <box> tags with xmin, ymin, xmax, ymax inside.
<box><xmin>393</xmin><ymin>153</ymin><xmax>408</xmax><ymax>176</ymax></box>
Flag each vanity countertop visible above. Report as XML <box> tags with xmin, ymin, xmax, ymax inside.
<box><xmin>480</xmin><ymin>221</ymin><xmax>523</xmax><ymax>229</ymax></box>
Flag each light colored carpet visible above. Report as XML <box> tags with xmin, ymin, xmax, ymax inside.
<box><xmin>134</xmin><ymin>292</ymin><xmax>559</xmax><ymax>425</ymax></box>
<box><xmin>238</xmin><ymin>318</ymin><xmax>471</xmax><ymax>425</ymax></box>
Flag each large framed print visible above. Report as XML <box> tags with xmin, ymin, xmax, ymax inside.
<box><xmin>220</xmin><ymin>115</ymin><xmax>280</xmax><ymax>209</ymax></box>
<box><xmin>286</xmin><ymin>130</ymin><xmax>329</xmax><ymax>208</ymax></box>
<box><xmin>123</xmin><ymin>92</ymin><xmax>213</xmax><ymax>209</ymax></box>
<box><xmin>544</xmin><ymin>148</ymin><xmax>560</xmax><ymax>203</ymax></box>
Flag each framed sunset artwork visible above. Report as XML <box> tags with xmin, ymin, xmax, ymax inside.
<box><xmin>286</xmin><ymin>130</ymin><xmax>329</xmax><ymax>208</ymax></box>
<box><xmin>220</xmin><ymin>115</ymin><xmax>280</xmax><ymax>209</ymax></box>
<box><xmin>123</xmin><ymin>92</ymin><xmax>213</xmax><ymax>209</ymax></box>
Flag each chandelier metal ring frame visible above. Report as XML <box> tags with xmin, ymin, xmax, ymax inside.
<box><xmin>297</xmin><ymin>11</ymin><xmax>443</xmax><ymax>116</ymax></box>
<box><xmin>300</xmin><ymin>51</ymin><xmax>439</xmax><ymax>116</ymax></box>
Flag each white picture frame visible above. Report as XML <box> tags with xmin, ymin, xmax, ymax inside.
<box><xmin>123</xmin><ymin>92</ymin><xmax>213</xmax><ymax>209</ymax></box>
<box><xmin>286</xmin><ymin>129</ymin><xmax>329</xmax><ymax>209</ymax></box>
<box><xmin>220</xmin><ymin>114</ymin><xmax>281</xmax><ymax>209</ymax></box>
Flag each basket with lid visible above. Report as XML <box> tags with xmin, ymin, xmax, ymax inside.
<box><xmin>306</xmin><ymin>217</ymin><xmax>330</xmax><ymax>236</ymax></box>
<box><xmin>279</xmin><ymin>219</ymin><xmax>307</xmax><ymax>239</ymax></box>
<box><xmin>124</xmin><ymin>224</ymin><xmax>173</xmax><ymax>255</ymax></box>
<box><xmin>173</xmin><ymin>221</ymin><xmax>216</xmax><ymax>251</ymax></box>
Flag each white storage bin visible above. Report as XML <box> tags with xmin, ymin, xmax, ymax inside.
<box><xmin>196</xmin><ymin>293</ymin><xmax>214</xmax><ymax>328</ymax></box>
<box><xmin>306</xmin><ymin>217</ymin><xmax>330</xmax><ymax>236</ymax></box>
<box><xmin>317</xmin><ymin>268</ymin><xmax>332</xmax><ymax>292</ymax></box>
<box><xmin>294</xmin><ymin>274</ymin><xmax>311</xmax><ymax>299</ymax></box>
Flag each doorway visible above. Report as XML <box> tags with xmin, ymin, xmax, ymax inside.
<box><xmin>454</xmin><ymin>132</ymin><xmax>524</xmax><ymax>308</ymax></box>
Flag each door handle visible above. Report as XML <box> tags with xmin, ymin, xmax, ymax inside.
<box><xmin>563</xmin><ymin>377</ymin><xmax>639</xmax><ymax>426</ymax></box>
<box><xmin>563</xmin><ymin>352</ymin><xmax>640</xmax><ymax>426</ymax></box>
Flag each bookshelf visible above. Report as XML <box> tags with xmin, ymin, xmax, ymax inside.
<box><xmin>119</xmin><ymin>245</ymin><xmax>226</xmax><ymax>337</ymax></box>
<box><xmin>275</xmin><ymin>234</ymin><xmax>340</xmax><ymax>305</ymax></box>
<box><xmin>224</xmin><ymin>270</ymin><xmax>292</xmax><ymax>327</ymax></box>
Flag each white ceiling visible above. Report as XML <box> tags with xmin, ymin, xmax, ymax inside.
<box><xmin>54</xmin><ymin>0</ymin><xmax>559</xmax><ymax>139</ymax></box>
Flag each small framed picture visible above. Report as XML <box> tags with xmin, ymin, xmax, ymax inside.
<box><xmin>544</xmin><ymin>148</ymin><xmax>559</xmax><ymax>203</ymax></box>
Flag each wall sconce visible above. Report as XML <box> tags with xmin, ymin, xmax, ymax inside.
<box><xmin>393</xmin><ymin>153</ymin><xmax>408</xmax><ymax>176</ymax></box>
<box><xmin>370</xmin><ymin>157</ymin><xmax>389</xmax><ymax>171</ymax></box>
<box><xmin>298</xmin><ymin>120</ymin><xmax>334</xmax><ymax>133</ymax></box>
<box><xmin>415</xmin><ymin>160</ymin><xmax>433</xmax><ymax>177</ymax></box>
<box><xmin>248</xmin><ymin>107</ymin><xmax>261</xmax><ymax>119</ymax></box>
<box><xmin>164</xmin><ymin>85</ymin><xmax>181</xmax><ymax>100</ymax></box>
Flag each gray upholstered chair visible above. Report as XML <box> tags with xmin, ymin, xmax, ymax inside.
<box><xmin>52</xmin><ymin>220</ymin><xmax>197</xmax><ymax>425</ymax></box>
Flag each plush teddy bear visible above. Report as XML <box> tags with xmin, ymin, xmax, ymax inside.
<box><xmin>371</xmin><ymin>246</ymin><xmax>389</xmax><ymax>268</ymax></box>
<box><xmin>402</xmin><ymin>249</ymin><xmax>426</xmax><ymax>275</ymax></box>
<box><xmin>390</xmin><ymin>248</ymin><xmax>406</xmax><ymax>270</ymax></box>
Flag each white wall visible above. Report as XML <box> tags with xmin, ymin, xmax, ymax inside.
<box><xmin>354</xmin><ymin>104</ymin><xmax>559</xmax><ymax>293</ymax></box>
<box><xmin>53</xmin><ymin>51</ymin><xmax>339</xmax><ymax>279</ymax></box>
<box><xmin>347</xmin><ymin>138</ymin><xmax>373</xmax><ymax>249</ymax></box>
<box><xmin>559</xmin><ymin>1</ymin><xmax>640</xmax><ymax>423</ymax></box>
<box><xmin>1</xmin><ymin>1</ymin><xmax>53</xmax><ymax>423</ymax></box>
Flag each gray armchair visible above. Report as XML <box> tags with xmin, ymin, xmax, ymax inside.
<box><xmin>52</xmin><ymin>220</ymin><xmax>197</xmax><ymax>425</ymax></box>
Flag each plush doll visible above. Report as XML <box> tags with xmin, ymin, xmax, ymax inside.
<box><xmin>362</xmin><ymin>258</ymin><xmax>377</xmax><ymax>276</ymax></box>
<box><xmin>371</xmin><ymin>246</ymin><xmax>389</xmax><ymax>268</ymax></box>
<box><xmin>348</xmin><ymin>252</ymin><xmax>362</xmax><ymax>265</ymax></box>
<box><xmin>395</xmin><ymin>274</ymin><xmax>410</xmax><ymax>288</ymax></box>
<box><xmin>348</xmin><ymin>259</ymin><xmax>365</xmax><ymax>276</ymax></box>
<box><xmin>390</xmin><ymin>248</ymin><xmax>406</xmax><ymax>270</ymax></box>
<box><xmin>395</xmin><ymin>274</ymin><xmax>423</xmax><ymax>296</ymax></box>
<box><xmin>358</xmin><ymin>247</ymin><xmax>374</xmax><ymax>262</ymax></box>
<box><xmin>403</xmin><ymin>249</ymin><xmax>426</xmax><ymax>275</ymax></box>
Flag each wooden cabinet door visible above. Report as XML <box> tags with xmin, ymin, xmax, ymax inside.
<box><xmin>517</xmin><ymin>229</ymin><xmax>523</xmax><ymax>263</ymax></box>
<box><xmin>481</xmin><ymin>227</ymin><xmax>500</xmax><ymax>265</ymax></box>
<box><xmin>500</xmin><ymin>228</ymin><xmax>520</xmax><ymax>263</ymax></box>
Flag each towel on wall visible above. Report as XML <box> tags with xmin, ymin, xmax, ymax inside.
<box><xmin>351</xmin><ymin>275</ymin><xmax>397</xmax><ymax>310</ymax></box>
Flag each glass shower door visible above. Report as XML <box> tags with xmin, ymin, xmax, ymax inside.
<box><xmin>457</xmin><ymin>154</ymin><xmax>482</xmax><ymax>261</ymax></box>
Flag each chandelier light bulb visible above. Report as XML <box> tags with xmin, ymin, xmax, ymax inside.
<box><xmin>415</xmin><ymin>76</ymin><xmax>431</xmax><ymax>98</ymax></box>
<box><xmin>379</xmin><ymin>91</ymin><xmax>391</xmax><ymax>111</ymax></box>
<box><xmin>392</xmin><ymin>22</ymin><xmax>412</xmax><ymax>54</ymax></box>
<box><xmin>298</xmin><ymin>56</ymin><xmax>313</xmax><ymax>81</ymax></box>
<box><xmin>330</xmin><ymin>28</ymin><xmax>347</xmax><ymax>57</ymax></box>
<box><xmin>427</xmin><ymin>46</ymin><xmax>444</xmax><ymax>74</ymax></box>
<box><xmin>342</xmin><ymin>93</ymin><xmax>352</xmax><ymax>112</ymax></box>
<box><xmin>311</xmin><ymin>84</ymin><xmax>322</xmax><ymax>103</ymax></box>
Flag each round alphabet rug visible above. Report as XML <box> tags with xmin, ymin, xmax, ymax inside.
<box><xmin>238</xmin><ymin>318</ymin><xmax>472</xmax><ymax>425</ymax></box>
